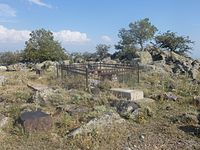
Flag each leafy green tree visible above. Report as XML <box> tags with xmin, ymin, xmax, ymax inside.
<box><xmin>155</xmin><ymin>31</ymin><xmax>194</xmax><ymax>55</ymax></box>
<box><xmin>96</xmin><ymin>44</ymin><xmax>110</xmax><ymax>61</ymax></box>
<box><xmin>116</xmin><ymin>18</ymin><xmax>157</xmax><ymax>52</ymax></box>
<box><xmin>70</xmin><ymin>52</ymin><xmax>84</xmax><ymax>63</ymax></box>
<box><xmin>0</xmin><ymin>51</ymin><xmax>23</xmax><ymax>65</ymax></box>
<box><xmin>82</xmin><ymin>52</ymin><xmax>97</xmax><ymax>61</ymax></box>
<box><xmin>24</xmin><ymin>28</ymin><xmax>68</xmax><ymax>63</ymax></box>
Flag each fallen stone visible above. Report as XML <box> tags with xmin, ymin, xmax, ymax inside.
<box><xmin>134</xmin><ymin>98</ymin><xmax>155</xmax><ymax>105</ymax></box>
<box><xmin>164</xmin><ymin>92</ymin><xmax>177</xmax><ymax>101</ymax></box>
<box><xmin>68</xmin><ymin>112</ymin><xmax>125</xmax><ymax>137</ymax></box>
<box><xmin>111</xmin><ymin>88</ymin><xmax>144</xmax><ymax>101</ymax></box>
<box><xmin>27</xmin><ymin>83</ymin><xmax>49</xmax><ymax>92</ymax></box>
<box><xmin>58</xmin><ymin>104</ymin><xmax>90</xmax><ymax>116</ymax></box>
<box><xmin>20</xmin><ymin>111</ymin><xmax>53</xmax><ymax>132</ymax></box>
<box><xmin>110</xmin><ymin>100</ymin><xmax>139</xmax><ymax>119</ymax></box>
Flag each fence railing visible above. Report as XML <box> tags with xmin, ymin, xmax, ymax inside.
<box><xmin>57</xmin><ymin>62</ymin><xmax>140</xmax><ymax>90</ymax></box>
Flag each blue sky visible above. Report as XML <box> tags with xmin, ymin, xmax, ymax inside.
<box><xmin>0</xmin><ymin>0</ymin><xmax>200</xmax><ymax>58</ymax></box>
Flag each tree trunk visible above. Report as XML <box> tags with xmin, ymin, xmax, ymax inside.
<box><xmin>140</xmin><ymin>42</ymin><xmax>144</xmax><ymax>51</ymax></box>
<box><xmin>139</xmin><ymin>42</ymin><xmax>143</xmax><ymax>51</ymax></box>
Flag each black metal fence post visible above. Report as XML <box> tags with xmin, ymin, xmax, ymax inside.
<box><xmin>61</xmin><ymin>64</ymin><xmax>64</xmax><ymax>80</ymax></box>
<box><xmin>137</xmin><ymin>63</ymin><xmax>140</xmax><ymax>83</ymax></box>
<box><xmin>56</xmin><ymin>64</ymin><xmax>59</xmax><ymax>78</ymax></box>
<box><xmin>85</xmin><ymin>66</ymin><xmax>89</xmax><ymax>90</ymax></box>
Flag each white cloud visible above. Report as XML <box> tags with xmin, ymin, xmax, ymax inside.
<box><xmin>0</xmin><ymin>25</ymin><xmax>90</xmax><ymax>44</ymax></box>
<box><xmin>54</xmin><ymin>30</ymin><xmax>90</xmax><ymax>43</ymax></box>
<box><xmin>101</xmin><ymin>35</ymin><xmax>112</xmax><ymax>43</ymax></box>
<box><xmin>0</xmin><ymin>25</ymin><xmax>29</xmax><ymax>43</ymax></box>
<box><xmin>0</xmin><ymin>4</ymin><xmax>16</xmax><ymax>17</ymax></box>
<box><xmin>28</xmin><ymin>0</ymin><xmax>52</xmax><ymax>8</ymax></box>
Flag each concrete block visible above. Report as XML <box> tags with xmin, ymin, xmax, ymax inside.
<box><xmin>111</xmin><ymin>88</ymin><xmax>144</xmax><ymax>101</ymax></box>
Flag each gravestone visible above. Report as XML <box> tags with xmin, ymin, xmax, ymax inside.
<box><xmin>111</xmin><ymin>88</ymin><xmax>144</xmax><ymax>101</ymax></box>
<box><xmin>20</xmin><ymin>111</ymin><xmax>53</xmax><ymax>132</ymax></box>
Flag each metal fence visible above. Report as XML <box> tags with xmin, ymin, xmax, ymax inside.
<box><xmin>57</xmin><ymin>62</ymin><xmax>140</xmax><ymax>89</ymax></box>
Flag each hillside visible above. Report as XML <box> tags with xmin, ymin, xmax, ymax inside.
<box><xmin>0</xmin><ymin>50</ymin><xmax>200</xmax><ymax>150</ymax></box>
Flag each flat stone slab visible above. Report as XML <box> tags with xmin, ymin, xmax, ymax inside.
<box><xmin>20</xmin><ymin>111</ymin><xmax>53</xmax><ymax>132</ymax></box>
<box><xmin>68</xmin><ymin>112</ymin><xmax>125</xmax><ymax>137</ymax></box>
<box><xmin>134</xmin><ymin>98</ymin><xmax>155</xmax><ymax>108</ymax></box>
<box><xmin>111</xmin><ymin>88</ymin><xmax>144</xmax><ymax>101</ymax></box>
<box><xmin>27</xmin><ymin>83</ymin><xmax>49</xmax><ymax>91</ymax></box>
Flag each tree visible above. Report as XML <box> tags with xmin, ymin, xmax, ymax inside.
<box><xmin>70</xmin><ymin>52</ymin><xmax>84</xmax><ymax>63</ymax></box>
<box><xmin>116</xmin><ymin>18</ymin><xmax>157</xmax><ymax>52</ymax></box>
<box><xmin>155</xmin><ymin>31</ymin><xmax>194</xmax><ymax>55</ymax></box>
<box><xmin>24</xmin><ymin>28</ymin><xmax>68</xmax><ymax>63</ymax></box>
<box><xmin>0</xmin><ymin>51</ymin><xmax>23</xmax><ymax>65</ymax></box>
<box><xmin>96</xmin><ymin>44</ymin><xmax>110</xmax><ymax>61</ymax></box>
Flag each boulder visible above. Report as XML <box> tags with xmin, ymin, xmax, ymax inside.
<box><xmin>67</xmin><ymin>112</ymin><xmax>125</xmax><ymax>137</ymax></box>
<box><xmin>135</xmin><ymin>51</ymin><xmax>153</xmax><ymax>65</ymax></box>
<box><xmin>20</xmin><ymin>111</ymin><xmax>53</xmax><ymax>132</ymax></box>
<box><xmin>110</xmin><ymin>100</ymin><xmax>140</xmax><ymax>119</ymax></box>
<box><xmin>7</xmin><ymin>63</ymin><xmax>26</xmax><ymax>71</ymax></box>
<box><xmin>58</xmin><ymin>104</ymin><xmax>90</xmax><ymax>116</ymax></box>
<box><xmin>189</xmin><ymin>68</ymin><xmax>200</xmax><ymax>80</ymax></box>
<box><xmin>191</xmin><ymin>60</ymin><xmax>200</xmax><ymax>69</ymax></box>
<box><xmin>0</xmin><ymin>66</ymin><xmax>7</xmax><ymax>72</ymax></box>
<box><xmin>27</xmin><ymin>83</ymin><xmax>53</xmax><ymax>106</ymax></box>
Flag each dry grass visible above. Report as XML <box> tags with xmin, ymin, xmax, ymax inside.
<box><xmin>0</xmin><ymin>69</ymin><xmax>199</xmax><ymax>149</ymax></box>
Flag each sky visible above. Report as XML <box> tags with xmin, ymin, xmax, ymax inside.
<box><xmin>0</xmin><ymin>0</ymin><xmax>200</xmax><ymax>58</ymax></box>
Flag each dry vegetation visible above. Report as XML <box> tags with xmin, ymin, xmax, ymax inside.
<box><xmin>0</xmin><ymin>68</ymin><xmax>200</xmax><ymax>150</ymax></box>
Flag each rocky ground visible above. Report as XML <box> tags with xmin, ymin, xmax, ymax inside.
<box><xmin>0</xmin><ymin>51</ymin><xmax>200</xmax><ymax>150</ymax></box>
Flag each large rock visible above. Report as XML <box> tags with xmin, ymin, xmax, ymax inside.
<box><xmin>27</xmin><ymin>83</ymin><xmax>54</xmax><ymax>106</ymax></box>
<box><xmin>189</xmin><ymin>68</ymin><xmax>200</xmax><ymax>80</ymax></box>
<box><xmin>135</xmin><ymin>51</ymin><xmax>153</xmax><ymax>65</ymax></box>
<box><xmin>7</xmin><ymin>63</ymin><xmax>26</xmax><ymax>71</ymax></box>
<box><xmin>20</xmin><ymin>111</ymin><xmax>53</xmax><ymax>132</ymax></box>
<box><xmin>110</xmin><ymin>100</ymin><xmax>140</xmax><ymax>119</ymax></box>
<box><xmin>68</xmin><ymin>112</ymin><xmax>125</xmax><ymax>137</ymax></box>
<box><xmin>58</xmin><ymin>104</ymin><xmax>90</xmax><ymax>116</ymax></box>
<box><xmin>0</xmin><ymin>66</ymin><xmax>7</xmax><ymax>72</ymax></box>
